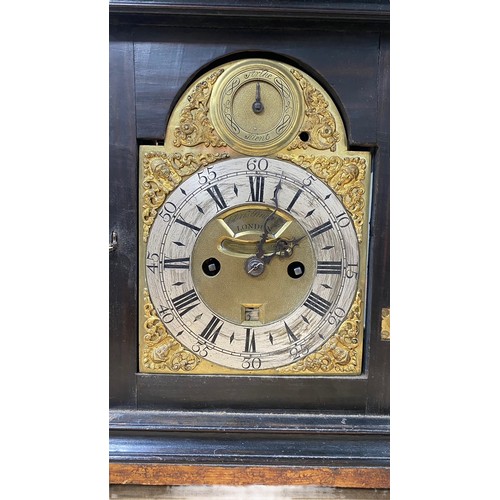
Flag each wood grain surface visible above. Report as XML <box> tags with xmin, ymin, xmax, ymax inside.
<box><xmin>109</xmin><ymin>463</ymin><xmax>390</xmax><ymax>488</ymax></box>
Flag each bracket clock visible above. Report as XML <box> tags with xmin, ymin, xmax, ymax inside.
<box><xmin>110</xmin><ymin>0</ymin><xmax>389</xmax><ymax>490</ymax></box>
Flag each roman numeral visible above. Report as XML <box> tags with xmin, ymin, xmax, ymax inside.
<box><xmin>171</xmin><ymin>289</ymin><xmax>200</xmax><ymax>316</ymax></box>
<box><xmin>175</xmin><ymin>217</ymin><xmax>201</xmax><ymax>235</ymax></box>
<box><xmin>308</xmin><ymin>221</ymin><xmax>333</xmax><ymax>238</ymax></box>
<box><xmin>245</xmin><ymin>328</ymin><xmax>257</xmax><ymax>352</ymax></box>
<box><xmin>284</xmin><ymin>322</ymin><xmax>298</xmax><ymax>343</ymax></box>
<box><xmin>200</xmin><ymin>316</ymin><xmax>223</xmax><ymax>343</ymax></box>
<box><xmin>163</xmin><ymin>257</ymin><xmax>190</xmax><ymax>269</ymax></box>
<box><xmin>286</xmin><ymin>189</ymin><xmax>303</xmax><ymax>212</ymax></box>
<box><xmin>304</xmin><ymin>292</ymin><xmax>332</xmax><ymax>316</ymax></box>
<box><xmin>206</xmin><ymin>185</ymin><xmax>227</xmax><ymax>211</ymax></box>
<box><xmin>248</xmin><ymin>176</ymin><xmax>265</xmax><ymax>202</ymax></box>
<box><xmin>317</xmin><ymin>261</ymin><xmax>342</xmax><ymax>274</ymax></box>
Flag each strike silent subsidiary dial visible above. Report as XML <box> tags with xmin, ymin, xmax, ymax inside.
<box><xmin>210</xmin><ymin>59</ymin><xmax>304</xmax><ymax>155</ymax></box>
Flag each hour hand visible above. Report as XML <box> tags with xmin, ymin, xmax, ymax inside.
<box><xmin>271</xmin><ymin>178</ymin><xmax>282</xmax><ymax>209</ymax></box>
<box><xmin>266</xmin><ymin>235</ymin><xmax>305</xmax><ymax>261</ymax></box>
<box><xmin>255</xmin><ymin>220</ymin><xmax>271</xmax><ymax>259</ymax></box>
<box><xmin>256</xmin><ymin>206</ymin><xmax>278</xmax><ymax>258</ymax></box>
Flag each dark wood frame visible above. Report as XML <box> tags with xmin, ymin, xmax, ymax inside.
<box><xmin>109</xmin><ymin>0</ymin><xmax>389</xmax><ymax>487</ymax></box>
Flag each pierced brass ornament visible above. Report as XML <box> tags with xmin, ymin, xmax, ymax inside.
<box><xmin>277</xmin><ymin>291</ymin><xmax>362</xmax><ymax>374</ymax></box>
<box><xmin>287</xmin><ymin>69</ymin><xmax>340</xmax><ymax>152</ymax></box>
<box><xmin>142</xmin><ymin>289</ymin><xmax>201</xmax><ymax>372</ymax></box>
<box><xmin>277</xmin><ymin>154</ymin><xmax>367</xmax><ymax>242</ymax></box>
<box><xmin>173</xmin><ymin>69</ymin><xmax>227</xmax><ymax>148</ymax></box>
<box><xmin>142</xmin><ymin>151</ymin><xmax>229</xmax><ymax>241</ymax></box>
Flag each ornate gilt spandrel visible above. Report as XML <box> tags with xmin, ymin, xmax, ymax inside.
<box><xmin>277</xmin><ymin>291</ymin><xmax>362</xmax><ymax>374</ymax></box>
<box><xmin>287</xmin><ymin>69</ymin><xmax>341</xmax><ymax>152</ymax></box>
<box><xmin>141</xmin><ymin>150</ymin><xmax>230</xmax><ymax>242</ymax></box>
<box><xmin>172</xmin><ymin>68</ymin><xmax>227</xmax><ymax>149</ymax></box>
<box><xmin>277</xmin><ymin>154</ymin><xmax>367</xmax><ymax>243</ymax></box>
<box><xmin>142</xmin><ymin>289</ymin><xmax>201</xmax><ymax>372</ymax></box>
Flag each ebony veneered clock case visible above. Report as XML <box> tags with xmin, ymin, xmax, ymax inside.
<box><xmin>139</xmin><ymin>58</ymin><xmax>371</xmax><ymax>376</ymax></box>
<box><xmin>110</xmin><ymin>4</ymin><xmax>390</xmax><ymax>485</ymax></box>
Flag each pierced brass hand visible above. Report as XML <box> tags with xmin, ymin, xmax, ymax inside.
<box><xmin>273</xmin><ymin>235</ymin><xmax>306</xmax><ymax>258</ymax></box>
<box><xmin>247</xmin><ymin>235</ymin><xmax>305</xmax><ymax>276</ymax></box>
<box><xmin>255</xmin><ymin>213</ymin><xmax>274</xmax><ymax>259</ymax></box>
<box><xmin>263</xmin><ymin>235</ymin><xmax>306</xmax><ymax>263</ymax></box>
<box><xmin>255</xmin><ymin>178</ymin><xmax>282</xmax><ymax>258</ymax></box>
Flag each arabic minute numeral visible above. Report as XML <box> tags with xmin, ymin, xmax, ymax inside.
<box><xmin>242</xmin><ymin>357</ymin><xmax>262</xmax><ymax>370</ymax></box>
<box><xmin>336</xmin><ymin>211</ymin><xmax>351</xmax><ymax>227</ymax></box>
<box><xmin>192</xmin><ymin>342</ymin><xmax>209</xmax><ymax>358</ymax></box>
<box><xmin>246</xmin><ymin>158</ymin><xmax>269</xmax><ymax>171</ymax></box>
<box><xmin>157</xmin><ymin>305</ymin><xmax>174</xmax><ymax>324</ymax></box>
<box><xmin>146</xmin><ymin>252</ymin><xmax>160</xmax><ymax>274</ymax></box>
<box><xmin>346</xmin><ymin>263</ymin><xmax>359</xmax><ymax>279</ymax></box>
<box><xmin>302</xmin><ymin>175</ymin><xmax>315</xmax><ymax>187</ymax></box>
<box><xmin>158</xmin><ymin>202</ymin><xmax>177</xmax><ymax>222</ymax></box>
<box><xmin>327</xmin><ymin>307</ymin><xmax>347</xmax><ymax>326</ymax></box>
<box><xmin>290</xmin><ymin>345</ymin><xmax>309</xmax><ymax>360</ymax></box>
<box><xmin>197</xmin><ymin>167</ymin><xmax>216</xmax><ymax>184</ymax></box>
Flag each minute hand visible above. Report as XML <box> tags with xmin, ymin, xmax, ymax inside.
<box><xmin>255</xmin><ymin>178</ymin><xmax>283</xmax><ymax>259</ymax></box>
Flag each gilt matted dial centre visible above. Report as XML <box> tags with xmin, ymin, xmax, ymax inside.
<box><xmin>146</xmin><ymin>157</ymin><xmax>359</xmax><ymax>370</ymax></box>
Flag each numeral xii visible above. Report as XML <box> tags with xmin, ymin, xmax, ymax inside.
<box><xmin>248</xmin><ymin>176</ymin><xmax>265</xmax><ymax>202</ymax></box>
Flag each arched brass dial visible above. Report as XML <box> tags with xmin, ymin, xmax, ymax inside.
<box><xmin>140</xmin><ymin>56</ymin><xmax>372</xmax><ymax>375</ymax></box>
<box><xmin>210</xmin><ymin>59</ymin><xmax>303</xmax><ymax>155</ymax></box>
<box><xmin>145</xmin><ymin>157</ymin><xmax>360</xmax><ymax>371</ymax></box>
